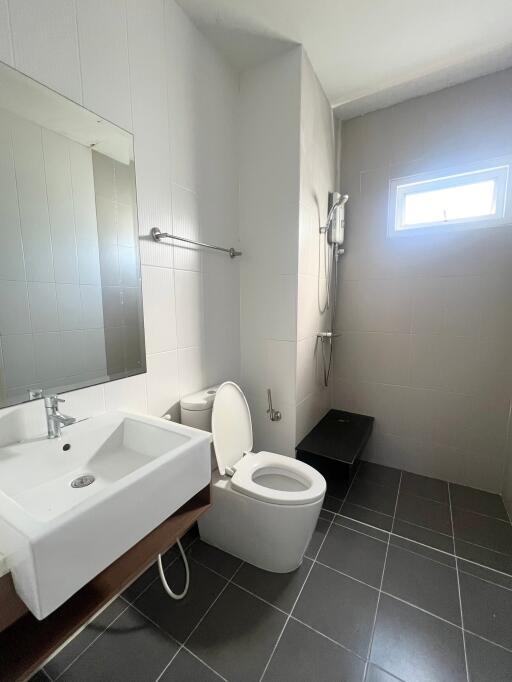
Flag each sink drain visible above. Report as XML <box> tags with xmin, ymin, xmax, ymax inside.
<box><xmin>71</xmin><ymin>474</ymin><xmax>95</xmax><ymax>489</ymax></box>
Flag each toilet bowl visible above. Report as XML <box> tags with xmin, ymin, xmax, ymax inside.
<box><xmin>181</xmin><ymin>381</ymin><xmax>326</xmax><ymax>573</ymax></box>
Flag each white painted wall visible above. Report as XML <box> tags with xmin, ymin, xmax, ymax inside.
<box><xmin>0</xmin><ymin>0</ymin><xmax>240</xmax><ymax>438</ymax></box>
<box><xmin>333</xmin><ymin>69</ymin><xmax>512</xmax><ymax>492</ymax></box>
<box><xmin>296</xmin><ymin>52</ymin><xmax>335</xmax><ymax>443</ymax></box>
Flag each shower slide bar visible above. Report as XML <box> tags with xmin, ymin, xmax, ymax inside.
<box><xmin>150</xmin><ymin>227</ymin><xmax>242</xmax><ymax>258</ymax></box>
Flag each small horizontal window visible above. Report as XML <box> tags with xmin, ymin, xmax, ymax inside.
<box><xmin>389</xmin><ymin>162</ymin><xmax>510</xmax><ymax>235</ymax></box>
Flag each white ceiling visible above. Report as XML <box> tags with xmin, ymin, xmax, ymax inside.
<box><xmin>178</xmin><ymin>0</ymin><xmax>512</xmax><ymax>119</ymax></box>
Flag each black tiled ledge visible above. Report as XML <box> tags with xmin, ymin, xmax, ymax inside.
<box><xmin>296</xmin><ymin>409</ymin><xmax>374</xmax><ymax>497</ymax></box>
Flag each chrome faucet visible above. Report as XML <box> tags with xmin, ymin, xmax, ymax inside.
<box><xmin>44</xmin><ymin>394</ymin><xmax>77</xmax><ymax>439</ymax></box>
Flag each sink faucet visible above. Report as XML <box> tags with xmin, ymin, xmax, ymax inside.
<box><xmin>44</xmin><ymin>394</ymin><xmax>77</xmax><ymax>439</ymax></box>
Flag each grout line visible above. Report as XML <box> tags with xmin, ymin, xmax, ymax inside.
<box><xmin>54</xmin><ymin>535</ymin><xmax>197</xmax><ymax>680</ymax></box>
<box><xmin>379</xmin><ymin>590</ymin><xmax>462</xmax><ymax>630</ymax></box>
<box><xmin>52</xmin><ymin>599</ymin><xmax>131</xmax><ymax>681</ymax></box>
<box><xmin>257</xmin><ymin>468</ymin><xmax>361</xmax><ymax>682</ymax></box>
<box><xmin>463</xmin><ymin>630</ymin><xmax>512</xmax><ymax>656</ymax></box>
<box><xmin>183</xmin><ymin>561</ymin><xmax>243</xmax><ymax>646</ymax></box>
<box><xmin>288</xmin><ymin>614</ymin><xmax>367</xmax><ymax>663</ymax></box>
<box><xmin>448</xmin><ymin>484</ymin><xmax>470</xmax><ymax>682</ymax></box>
<box><xmin>386</xmin><ymin>538</ymin><xmax>456</xmax><ymax>570</ymax></box>
<box><xmin>457</xmin><ymin>564</ymin><xmax>512</xmax><ymax>591</ymax></box>
<box><xmin>362</xmin><ymin>471</ymin><xmax>403</xmax><ymax>681</ymax></box>
<box><xmin>153</xmin><ymin>651</ymin><xmax>181</xmax><ymax>682</ymax></box>
<box><xmin>333</xmin><ymin>518</ymin><xmax>389</xmax><ymax>544</ymax></box>
<box><xmin>314</xmin><ymin>559</ymin><xmax>380</xmax><ymax>591</ymax></box>
<box><xmin>181</xmin><ymin>646</ymin><xmax>229</xmax><ymax>681</ymax></box>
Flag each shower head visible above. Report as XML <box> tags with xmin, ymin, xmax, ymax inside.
<box><xmin>326</xmin><ymin>192</ymin><xmax>349</xmax><ymax>228</ymax></box>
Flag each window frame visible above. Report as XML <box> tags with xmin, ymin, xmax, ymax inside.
<box><xmin>388</xmin><ymin>159</ymin><xmax>512</xmax><ymax>237</ymax></box>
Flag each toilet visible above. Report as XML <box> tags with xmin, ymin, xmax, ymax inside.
<box><xmin>180</xmin><ymin>381</ymin><xmax>326</xmax><ymax>573</ymax></box>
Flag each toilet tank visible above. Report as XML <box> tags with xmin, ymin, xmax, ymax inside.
<box><xmin>180</xmin><ymin>386</ymin><xmax>218</xmax><ymax>431</ymax></box>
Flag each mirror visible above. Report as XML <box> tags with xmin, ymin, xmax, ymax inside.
<box><xmin>0</xmin><ymin>61</ymin><xmax>145</xmax><ymax>408</ymax></box>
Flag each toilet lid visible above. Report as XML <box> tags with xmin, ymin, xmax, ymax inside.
<box><xmin>212</xmin><ymin>382</ymin><xmax>253</xmax><ymax>475</ymax></box>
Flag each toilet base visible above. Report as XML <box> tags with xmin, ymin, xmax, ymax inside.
<box><xmin>198</xmin><ymin>474</ymin><xmax>323</xmax><ymax>573</ymax></box>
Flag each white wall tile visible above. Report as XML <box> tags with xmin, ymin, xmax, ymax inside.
<box><xmin>28</xmin><ymin>282</ymin><xmax>59</xmax><ymax>333</ymax></box>
<box><xmin>0</xmin><ymin>0</ymin><xmax>13</xmax><ymax>64</ymax></box>
<box><xmin>80</xmin><ymin>285</ymin><xmax>104</xmax><ymax>329</ymax></box>
<box><xmin>11</xmin><ymin>117</ymin><xmax>54</xmax><ymax>282</ymax></box>
<box><xmin>33</xmin><ymin>331</ymin><xmax>62</xmax><ymax>382</ymax></box>
<box><xmin>77</xmin><ymin>240</ymin><xmax>101</xmax><ymax>285</ymax></box>
<box><xmin>171</xmin><ymin>185</ymin><xmax>201</xmax><ymax>272</ymax></box>
<box><xmin>141</xmin><ymin>265</ymin><xmax>177</xmax><ymax>354</ymax></box>
<box><xmin>0</xmin><ymin>111</ymin><xmax>24</xmax><ymax>281</ymax></box>
<box><xmin>69</xmin><ymin>143</ymin><xmax>98</xmax><ymax>243</ymax></box>
<box><xmin>56</xmin><ymin>284</ymin><xmax>82</xmax><ymax>331</ymax></box>
<box><xmin>76</xmin><ymin>0</ymin><xmax>132</xmax><ymax>130</ymax></box>
<box><xmin>146</xmin><ymin>350</ymin><xmax>179</xmax><ymax>417</ymax></box>
<box><xmin>2</xmin><ymin>333</ymin><xmax>35</xmax><ymax>388</ymax></box>
<box><xmin>0</xmin><ymin>281</ymin><xmax>30</xmax><ymax>334</ymax></box>
<box><xmin>175</xmin><ymin>269</ymin><xmax>203</xmax><ymax>349</ymax></box>
<box><xmin>104</xmin><ymin>373</ymin><xmax>147</xmax><ymax>413</ymax></box>
<box><xmin>61</xmin><ymin>331</ymin><xmax>85</xmax><ymax>377</ymax></box>
<box><xmin>9</xmin><ymin>0</ymin><xmax>81</xmax><ymax>102</ymax></box>
<box><xmin>177</xmin><ymin>345</ymin><xmax>205</xmax><ymax>397</ymax></box>
<box><xmin>82</xmin><ymin>329</ymin><xmax>107</xmax><ymax>374</ymax></box>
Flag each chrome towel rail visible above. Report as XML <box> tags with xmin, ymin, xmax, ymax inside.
<box><xmin>150</xmin><ymin>227</ymin><xmax>242</xmax><ymax>258</ymax></box>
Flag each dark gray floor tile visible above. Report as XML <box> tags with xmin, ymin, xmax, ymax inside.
<box><xmin>340</xmin><ymin>502</ymin><xmax>393</xmax><ymax>531</ymax></box>
<box><xmin>294</xmin><ymin>562</ymin><xmax>378</xmax><ymax>657</ymax></box>
<box><xmin>390</xmin><ymin>534</ymin><xmax>455</xmax><ymax>567</ymax></box>
<box><xmin>458</xmin><ymin>557</ymin><xmax>512</xmax><ymax>590</ymax></box>
<box><xmin>263</xmin><ymin>618</ymin><xmax>365</xmax><ymax>682</ymax></box>
<box><xmin>123</xmin><ymin>545</ymin><xmax>178</xmax><ymax>602</ymax></box>
<box><xmin>370</xmin><ymin>594</ymin><xmax>466</xmax><ymax>682</ymax></box>
<box><xmin>335</xmin><ymin>515</ymin><xmax>389</xmax><ymax>543</ymax></box>
<box><xmin>160</xmin><ymin>648</ymin><xmax>223</xmax><ymax>681</ymax></box>
<box><xmin>455</xmin><ymin>538</ymin><xmax>512</xmax><ymax>577</ymax></box>
<box><xmin>318</xmin><ymin>522</ymin><xmax>387</xmax><ymax>588</ymax></box>
<box><xmin>187</xmin><ymin>584</ymin><xmax>286</xmax><ymax>682</ymax></box>
<box><xmin>189</xmin><ymin>539</ymin><xmax>242</xmax><ymax>579</ymax></box>
<box><xmin>382</xmin><ymin>545</ymin><xmax>460</xmax><ymax>625</ymax></box>
<box><xmin>133</xmin><ymin>559</ymin><xmax>226</xmax><ymax>643</ymax></box>
<box><xmin>60</xmin><ymin>605</ymin><xmax>178</xmax><ymax>682</ymax></box>
<box><xmin>465</xmin><ymin>632</ymin><xmax>512</xmax><ymax>682</ymax></box>
<box><xmin>401</xmin><ymin>471</ymin><xmax>448</xmax><ymax>504</ymax></box>
<box><xmin>234</xmin><ymin>558</ymin><xmax>312</xmax><ymax>612</ymax></box>
<box><xmin>452</xmin><ymin>507</ymin><xmax>512</xmax><ymax>555</ymax></box>
<box><xmin>305</xmin><ymin>516</ymin><xmax>331</xmax><ymax>558</ymax></box>
<box><xmin>450</xmin><ymin>483</ymin><xmax>509</xmax><ymax>520</ymax></box>
<box><xmin>320</xmin><ymin>508</ymin><xmax>335</xmax><ymax>522</ymax></box>
<box><xmin>395</xmin><ymin>492</ymin><xmax>452</xmax><ymax>535</ymax></box>
<box><xmin>323</xmin><ymin>494</ymin><xmax>344</xmax><ymax>513</ymax></box>
<box><xmin>459</xmin><ymin>571</ymin><xmax>512</xmax><ymax>649</ymax></box>
<box><xmin>356</xmin><ymin>461</ymin><xmax>401</xmax><ymax>489</ymax></box>
<box><xmin>346</xmin><ymin>479</ymin><xmax>397</xmax><ymax>516</ymax></box>
<box><xmin>45</xmin><ymin>598</ymin><xmax>128</xmax><ymax>678</ymax></box>
<box><xmin>365</xmin><ymin>664</ymin><xmax>404</xmax><ymax>681</ymax></box>
<box><xmin>29</xmin><ymin>672</ymin><xmax>50</xmax><ymax>682</ymax></box>
<box><xmin>392</xmin><ymin>519</ymin><xmax>454</xmax><ymax>554</ymax></box>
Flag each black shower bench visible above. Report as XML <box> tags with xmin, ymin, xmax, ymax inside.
<box><xmin>296</xmin><ymin>409</ymin><xmax>374</xmax><ymax>498</ymax></box>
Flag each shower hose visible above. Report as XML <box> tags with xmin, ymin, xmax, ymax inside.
<box><xmin>157</xmin><ymin>538</ymin><xmax>190</xmax><ymax>600</ymax></box>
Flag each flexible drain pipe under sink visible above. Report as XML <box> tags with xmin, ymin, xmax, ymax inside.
<box><xmin>157</xmin><ymin>538</ymin><xmax>190</xmax><ymax>600</ymax></box>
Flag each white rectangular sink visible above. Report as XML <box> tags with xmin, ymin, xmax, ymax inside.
<box><xmin>0</xmin><ymin>412</ymin><xmax>211</xmax><ymax>619</ymax></box>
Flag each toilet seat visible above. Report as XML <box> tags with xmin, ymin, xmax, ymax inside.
<box><xmin>212</xmin><ymin>382</ymin><xmax>326</xmax><ymax>506</ymax></box>
<box><xmin>231</xmin><ymin>451</ymin><xmax>326</xmax><ymax>505</ymax></box>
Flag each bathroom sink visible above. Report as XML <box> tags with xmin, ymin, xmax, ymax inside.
<box><xmin>0</xmin><ymin>412</ymin><xmax>211</xmax><ymax>619</ymax></box>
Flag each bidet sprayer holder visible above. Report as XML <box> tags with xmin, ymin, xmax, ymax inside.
<box><xmin>266</xmin><ymin>388</ymin><xmax>282</xmax><ymax>422</ymax></box>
